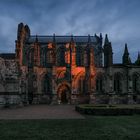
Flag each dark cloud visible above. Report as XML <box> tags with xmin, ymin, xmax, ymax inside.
<box><xmin>0</xmin><ymin>0</ymin><xmax>140</xmax><ymax>63</ymax></box>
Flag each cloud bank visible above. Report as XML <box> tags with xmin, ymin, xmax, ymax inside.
<box><xmin>0</xmin><ymin>0</ymin><xmax>140</xmax><ymax>63</ymax></box>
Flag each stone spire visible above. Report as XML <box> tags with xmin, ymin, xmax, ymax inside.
<box><xmin>53</xmin><ymin>33</ymin><xmax>56</xmax><ymax>43</ymax></box>
<box><xmin>35</xmin><ymin>34</ymin><xmax>38</xmax><ymax>43</ymax></box>
<box><xmin>124</xmin><ymin>43</ymin><xmax>129</xmax><ymax>55</ymax></box>
<box><xmin>52</xmin><ymin>33</ymin><xmax>56</xmax><ymax>49</ymax></box>
<box><xmin>103</xmin><ymin>34</ymin><xmax>113</xmax><ymax>67</ymax></box>
<box><xmin>70</xmin><ymin>34</ymin><xmax>74</xmax><ymax>43</ymax></box>
<box><xmin>88</xmin><ymin>34</ymin><xmax>91</xmax><ymax>43</ymax></box>
<box><xmin>99</xmin><ymin>33</ymin><xmax>103</xmax><ymax>45</ymax></box>
<box><xmin>104</xmin><ymin>34</ymin><xmax>109</xmax><ymax>45</ymax></box>
<box><xmin>24</xmin><ymin>24</ymin><xmax>30</xmax><ymax>38</ymax></box>
<box><xmin>122</xmin><ymin>43</ymin><xmax>131</xmax><ymax>65</ymax></box>
<box><xmin>135</xmin><ymin>51</ymin><xmax>140</xmax><ymax>65</ymax></box>
<box><xmin>137</xmin><ymin>51</ymin><xmax>140</xmax><ymax>60</ymax></box>
<box><xmin>70</xmin><ymin>34</ymin><xmax>75</xmax><ymax>51</ymax></box>
<box><xmin>17</xmin><ymin>22</ymin><xmax>24</xmax><ymax>40</ymax></box>
<box><xmin>100</xmin><ymin>33</ymin><xmax>102</xmax><ymax>39</ymax></box>
<box><xmin>87</xmin><ymin>34</ymin><xmax>91</xmax><ymax>47</ymax></box>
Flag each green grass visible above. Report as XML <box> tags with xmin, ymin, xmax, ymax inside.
<box><xmin>0</xmin><ymin>115</ymin><xmax>140</xmax><ymax>140</ymax></box>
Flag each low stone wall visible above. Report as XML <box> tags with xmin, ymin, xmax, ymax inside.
<box><xmin>71</xmin><ymin>95</ymin><xmax>90</xmax><ymax>104</ymax></box>
<box><xmin>0</xmin><ymin>95</ymin><xmax>22</xmax><ymax>108</ymax></box>
<box><xmin>32</xmin><ymin>94</ymin><xmax>52</xmax><ymax>104</ymax></box>
<box><xmin>31</xmin><ymin>94</ymin><xmax>90</xmax><ymax>105</ymax></box>
<box><xmin>1</xmin><ymin>93</ymin><xmax>139</xmax><ymax>107</ymax></box>
<box><xmin>32</xmin><ymin>94</ymin><xmax>140</xmax><ymax>105</ymax></box>
<box><xmin>90</xmin><ymin>94</ymin><xmax>140</xmax><ymax>104</ymax></box>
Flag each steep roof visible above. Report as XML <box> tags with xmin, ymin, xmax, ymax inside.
<box><xmin>0</xmin><ymin>53</ymin><xmax>15</xmax><ymax>59</ymax></box>
<box><xmin>27</xmin><ymin>35</ymin><xmax>99</xmax><ymax>44</ymax></box>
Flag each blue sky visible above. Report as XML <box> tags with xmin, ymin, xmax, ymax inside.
<box><xmin>0</xmin><ymin>0</ymin><xmax>140</xmax><ymax>63</ymax></box>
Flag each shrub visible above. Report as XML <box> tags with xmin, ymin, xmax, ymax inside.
<box><xmin>75</xmin><ymin>104</ymin><xmax>140</xmax><ymax>116</ymax></box>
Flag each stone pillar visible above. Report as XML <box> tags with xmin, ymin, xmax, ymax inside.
<box><xmin>51</xmin><ymin>94</ymin><xmax>58</xmax><ymax>105</ymax></box>
<box><xmin>51</xmin><ymin>66</ymin><xmax>58</xmax><ymax>104</ymax></box>
<box><xmin>127</xmin><ymin>95</ymin><xmax>134</xmax><ymax>104</ymax></box>
<box><xmin>128</xmin><ymin>76</ymin><xmax>133</xmax><ymax>93</ymax></box>
<box><xmin>71</xmin><ymin>94</ymin><xmax>78</xmax><ymax>104</ymax></box>
<box><xmin>70</xmin><ymin>88</ymin><xmax>78</xmax><ymax>104</ymax></box>
<box><xmin>89</xmin><ymin>93</ymin><xmax>96</xmax><ymax>104</ymax></box>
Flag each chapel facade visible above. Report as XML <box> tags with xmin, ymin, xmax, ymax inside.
<box><xmin>0</xmin><ymin>23</ymin><xmax>140</xmax><ymax>105</ymax></box>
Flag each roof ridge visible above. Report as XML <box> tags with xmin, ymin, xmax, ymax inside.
<box><xmin>30</xmin><ymin>35</ymin><xmax>95</xmax><ymax>37</ymax></box>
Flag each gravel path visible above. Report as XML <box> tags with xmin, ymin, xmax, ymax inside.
<box><xmin>0</xmin><ymin>105</ymin><xmax>85</xmax><ymax>119</ymax></box>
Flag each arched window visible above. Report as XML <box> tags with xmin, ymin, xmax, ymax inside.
<box><xmin>34</xmin><ymin>45</ymin><xmax>39</xmax><ymax>65</ymax></box>
<box><xmin>132</xmin><ymin>74</ymin><xmax>139</xmax><ymax>93</ymax></box>
<box><xmin>96</xmin><ymin>75</ymin><xmax>103</xmax><ymax>92</ymax></box>
<box><xmin>90</xmin><ymin>77</ymin><xmax>94</xmax><ymax>91</ymax></box>
<box><xmin>46</xmin><ymin>50</ymin><xmax>54</xmax><ymax>64</ymax></box>
<box><xmin>76</xmin><ymin>46</ymin><xmax>83</xmax><ymax>66</ymax></box>
<box><xmin>114</xmin><ymin>73</ymin><xmax>122</xmax><ymax>93</ymax></box>
<box><xmin>57</xmin><ymin>46</ymin><xmax>65</xmax><ymax>66</ymax></box>
<box><xmin>40</xmin><ymin>47</ymin><xmax>46</xmax><ymax>66</ymax></box>
<box><xmin>78</xmin><ymin>76</ymin><xmax>85</xmax><ymax>94</ymax></box>
<box><xmin>28</xmin><ymin>49</ymin><xmax>34</xmax><ymax>67</ymax></box>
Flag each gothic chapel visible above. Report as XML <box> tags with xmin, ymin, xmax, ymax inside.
<box><xmin>0</xmin><ymin>23</ymin><xmax>140</xmax><ymax>105</ymax></box>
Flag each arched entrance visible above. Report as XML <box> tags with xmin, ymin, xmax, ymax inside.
<box><xmin>57</xmin><ymin>83</ymin><xmax>71</xmax><ymax>104</ymax></box>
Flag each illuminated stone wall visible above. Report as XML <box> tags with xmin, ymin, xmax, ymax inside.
<box><xmin>1</xmin><ymin>22</ymin><xmax>140</xmax><ymax>106</ymax></box>
<box><xmin>14</xmin><ymin>23</ymin><xmax>140</xmax><ymax>105</ymax></box>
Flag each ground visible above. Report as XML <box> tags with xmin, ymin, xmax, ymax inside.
<box><xmin>0</xmin><ymin>105</ymin><xmax>140</xmax><ymax>140</ymax></box>
<box><xmin>0</xmin><ymin>105</ymin><xmax>84</xmax><ymax>119</ymax></box>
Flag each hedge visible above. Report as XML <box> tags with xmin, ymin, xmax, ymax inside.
<box><xmin>75</xmin><ymin>104</ymin><xmax>140</xmax><ymax>115</ymax></box>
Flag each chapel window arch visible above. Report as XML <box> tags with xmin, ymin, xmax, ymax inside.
<box><xmin>56</xmin><ymin>46</ymin><xmax>65</xmax><ymax>66</ymax></box>
<box><xmin>96</xmin><ymin>73</ymin><xmax>104</xmax><ymax>92</ymax></box>
<box><xmin>27</xmin><ymin>48</ymin><xmax>34</xmax><ymax>67</ymax></box>
<box><xmin>78</xmin><ymin>76</ymin><xmax>85</xmax><ymax>94</ymax></box>
<box><xmin>114</xmin><ymin>73</ymin><xmax>124</xmax><ymax>93</ymax></box>
<box><xmin>43</xmin><ymin>74</ymin><xmax>52</xmax><ymax>95</ymax></box>
<box><xmin>132</xmin><ymin>73</ymin><xmax>140</xmax><ymax>93</ymax></box>
<box><xmin>40</xmin><ymin>47</ymin><xmax>46</xmax><ymax>66</ymax></box>
<box><xmin>46</xmin><ymin>49</ymin><xmax>54</xmax><ymax>64</ymax></box>
<box><xmin>76</xmin><ymin>46</ymin><xmax>84</xmax><ymax>66</ymax></box>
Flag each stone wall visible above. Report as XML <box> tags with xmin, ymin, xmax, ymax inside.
<box><xmin>0</xmin><ymin>57</ymin><xmax>21</xmax><ymax>107</ymax></box>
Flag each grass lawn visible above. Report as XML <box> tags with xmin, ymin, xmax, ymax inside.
<box><xmin>0</xmin><ymin>115</ymin><xmax>140</xmax><ymax>140</ymax></box>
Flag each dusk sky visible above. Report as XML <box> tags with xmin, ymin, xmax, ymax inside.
<box><xmin>0</xmin><ymin>0</ymin><xmax>140</xmax><ymax>63</ymax></box>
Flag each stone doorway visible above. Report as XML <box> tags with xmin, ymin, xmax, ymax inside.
<box><xmin>57</xmin><ymin>83</ymin><xmax>71</xmax><ymax>104</ymax></box>
<box><xmin>61</xmin><ymin>90</ymin><xmax>68</xmax><ymax>103</ymax></box>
